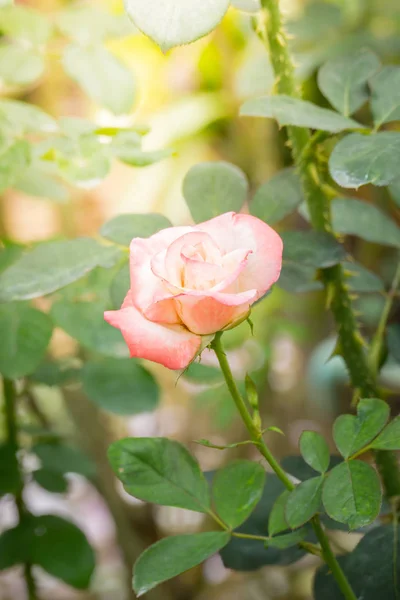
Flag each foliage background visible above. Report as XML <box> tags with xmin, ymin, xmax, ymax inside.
<box><xmin>1</xmin><ymin>0</ymin><xmax>400</xmax><ymax>598</ymax></box>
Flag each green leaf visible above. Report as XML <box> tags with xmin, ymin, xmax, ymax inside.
<box><xmin>370</xmin><ymin>416</ymin><xmax>400</xmax><ymax>450</ymax></box>
<box><xmin>240</xmin><ymin>95</ymin><xmax>363</xmax><ymax>132</ymax></box>
<box><xmin>0</xmin><ymin>245</ymin><xmax>23</xmax><ymax>274</ymax></box>
<box><xmin>110</xmin><ymin>132</ymin><xmax>172</xmax><ymax>166</ymax></box>
<box><xmin>0</xmin><ymin>521</ymin><xmax>30</xmax><ymax>570</ymax></box>
<box><xmin>0</xmin><ymin>303</ymin><xmax>53</xmax><ymax>379</ymax></box>
<box><xmin>123</xmin><ymin>0</ymin><xmax>229</xmax><ymax>51</ymax></box>
<box><xmin>282</xmin><ymin>231</ymin><xmax>346</xmax><ymax>268</ymax></box>
<box><xmin>0</xmin><ymin>444</ymin><xmax>21</xmax><ymax>497</ymax></box>
<box><xmin>33</xmin><ymin>443</ymin><xmax>96</xmax><ymax>478</ymax></box>
<box><xmin>285</xmin><ymin>476</ymin><xmax>324</xmax><ymax>529</ymax></box>
<box><xmin>62</xmin><ymin>44</ymin><xmax>135</xmax><ymax>115</ymax></box>
<box><xmin>182</xmin><ymin>161</ymin><xmax>248</xmax><ymax>223</ymax></box>
<box><xmin>329</xmin><ymin>132</ymin><xmax>400</xmax><ymax>188</ymax></box>
<box><xmin>0</xmin><ymin>99</ymin><xmax>56</xmax><ymax>135</ymax></box>
<box><xmin>183</xmin><ymin>362</ymin><xmax>223</xmax><ymax>384</ymax></box>
<box><xmin>314</xmin><ymin>525</ymin><xmax>400</xmax><ymax>600</ymax></box>
<box><xmin>387</xmin><ymin>324</ymin><xmax>400</xmax><ymax>363</ymax></box>
<box><xmin>51</xmin><ymin>300</ymin><xmax>128</xmax><ymax>358</ymax></box>
<box><xmin>282</xmin><ymin>455</ymin><xmax>342</xmax><ymax>482</ymax></box>
<box><xmin>389</xmin><ymin>180</ymin><xmax>400</xmax><ymax>208</ymax></box>
<box><xmin>133</xmin><ymin>532</ymin><xmax>230</xmax><ymax>596</ymax></box>
<box><xmin>333</xmin><ymin>398</ymin><xmax>390</xmax><ymax>458</ymax></box>
<box><xmin>370</xmin><ymin>66</ymin><xmax>400</xmax><ymax>127</ymax></box>
<box><xmin>268</xmin><ymin>490</ymin><xmax>290</xmax><ymax>536</ymax></box>
<box><xmin>108</xmin><ymin>437</ymin><xmax>211</xmax><ymax>512</ymax></box>
<box><xmin>343</xmin><ymin>261</ymin><xmax>384</xmax><ymax>294</ymax></box>
<box><xmin>278</xmin><ymin>263</ymin><xmax>323</xmax><ymax>294</ymax></box>
<box><xmin>0</xmin><ymin>139</ymin><xmax>31</xmax><ymax>194</ymax></box>
<box><xmin>101</xmin><ymin>213</ymin><xmax>172</xmax><ymax>246</ymax></box>
<box><xmin>0</xmin><ymin>238</ymin><xmax>121</xmax><ymax>302</ymax></box>
<box><xmin>231</xmin><ymin>0</ymin><xmax>260</xmax><ymax>11</ymax></box>
<box><xmin>57</xmin><ymin>6</ymin><xmax>135</xmax><ymax>44</ymax></box>
<box><xmin>299</xmin><ymin>431</ymin><xmax>330</xmax><ymax>473</ymax></box>
<box><xmin>220</xmin><ymin>475</ymin><xmax>307</xmax><ymax>570</ymax></box>
<box><xmin>0</xmin><ymin>5</ymin><xmax>52</xmax><ymax>45</ymax></box>
<box><xmin>332</xmin><ymin>197</ymin><xmax>400</xmax><ymax>247</ymax></box>
<box><xmin>322</xmin><ymin>461</ymin><xmax>381</xmax><ymax>529</ymax></box>
<box><xmin>317</xmin><ymin>50</ymin><xmax>380</xmax><ymax>116</ymax></box>
<box><xmin>250</xmin><ymin>168</ymin><xmax>303</xmax><ymax>225</ymax></box>
<box><xmin>33</xmin><ymin>469</ymin><xmax>68</xmax><ymax>494</ymax></box>
<box><xmin>212</xmin><ymin>460</ymin><xmax>265</xmax><ymax>528</ymax></box>
<box><xmin>266</xmin><ymin>528</ymin><xmax>307</xmax><ymax>549</ymax></box>
<box><xmin>82</xmin><ymin>358</ymin><xmax>159</xmax><ymax>416</ymax></box>
<box><xmin>14</xmin><ymin>163</ymin><xmax>68</xmax><ymax>203</ymax></box>
<box><xmin>0</xmin><ymin>44</ymin><xmax>44</xmax><ymax>85</ymax></box>
<box><xmin>110</xmin><ymin>262</ymin><xmax>130</xmax><ymax>308</ymax></box>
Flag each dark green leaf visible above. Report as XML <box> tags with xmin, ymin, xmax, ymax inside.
<box><xmin>314</xmin><ymin>525</ymin><xmax>399</xmax><ymax>600</ymax></box>
<box><xmin>0</xmin><ymin>139</ymin><xmax>31</xmax><ymax>194</ymax></box>
<box><xmin>101</xmin><ymin>213</ymin><xmax>172</xmax><ymax>246</ymax></box>
<box><xmin>33</xmin><ymin>469</ymin><xmax>68</xmax><ymax>493</ymax></box>
<box><xmin>370</xmin><ymin>66</ymin><xmax>400</xmax><ymax>127</ymax></box>
<box><xmin>317</xmin><ymin>50</ymin><xmax>380</xmax><ymax>116</ymax></box>
<box><xmin>250</xmin><ymin>168</ymin><xmax>303</xmax><ymax>224</ymax></box>
<box><xmin>0</xmin><ymin>521</ymin><xmax>30</xmax><ymax>570</ymax></box>
<box><xmin>82</xmin><ymin>358</ymin><xmax>159</xmax><ymax>416</ymax></box>
<box><xmin>389</xmin><ymin>180</ymin><xmax>400</xmax><ymax>208</ymax></box>
<box><xmin>299</xmin><ymin>431</ymin><xmax>330</xmax><ymax>473</ymax></box>
<box><xmin>370</xmin><ymin>416</ymin><xmax>400</xmax><ymax>450</ymax></box>
<box><xmin>29</xmin><ymin>360</ymin><xmax>78</xmax><ymax>387</ymax></box>
<box><xmin>282</xmin><ymin>455</ymin><xmax>342</xmax><ymax>482</ymax></box>
<box><xmin>133</xmin><ymin>532</ymin><xmax>230</xmax><ymax>596</ymax></box>
<box><xmin>212</xmin><ymin>460</ymin><xmax>265</xmax><ymax>528</ymax></box>
<box><xmin>333</xmin><ymin>398</ymin><xmax>390</xmax><ymax>458</ymax></box>
<box><xmin>285</xmin><ymin>476</ymin><xmax>324</xmax><ymax>529</ymax></box>
<box><xmin>278</xmin><ymin>263</ymin><xmax>323</xmax><ymax>294</ymax></box>
<box><xmin>266</xmin><ymin>528</ymin><xmax>307</xmax><ymax>549</ymax></box>
<box><xmin>322</xmin><ymin>460</ymin><xmax>381</xmax><ymax>529</ymax></box>
<box><xmin>268</xmin><ymin>490</ymin><xmax>290</xmax><ymax>536</ymax></box>
<box><xmin>33</xmin><ymin>443</ymin><xmax>96</xmax><ymax>478</ymax></box>
<box><xmin>240</xmin><ymin>95</ymin><xmax>363</xmax><ymax>132</ymax></box>
<box><xmin>343</xmin><ymin>261</ymin><xmax>384</xmax><ymax>293</ymax></box>
<box><xmin>0</xmin><ymin>303</ymin><xmax>53</xmax><ymax>379</ymax></box>
<box><xmin>51</xmin><ymin>300</ymin><xmax>128</xmax><ymax>358</ymax></box>
<box><xmin>332</xmin><ymin>197</ymin><xmax>400</xmax><ymax>247</ymax></box>
<box><xmin>108</xmin><ymin>437</ymin><xmax>211</xmax><ymax>512</ymax></box>
<box><xmin>62</xmin><ymin>44</ymin><xmax>135</xmax><ymax>115</ymax></box>
<box><xmin>282</xmin><ymin>231</ymin><xmax>346</xmax><ymax>268</ymax></box>
<box><xmin>182</xmin><ymin>161</ymin><xmax>248</xmax><ymax>223</ymax></box>
<box><xmin>387</xmin><ymin>324</ymin><xmax>400</xmax><ymax>363</ymax></box>
<box><xmin>0</xmin><ymin>444</ymin><xmax>21</xmax><ymax>497</ymax></box>
<box><xmin>329</xmin><ymin>132</ymin><xmax>400</xmax><ymax>188</ymax></box>
<box><xmin>0</xmin><ymin>239</ymin><xmax>121</xmax><ymax>302</ymax></box>
<box><xmin>220</xmin><ymin>475</ymin><xmax>307</xmax><ymax>571</ymax></box>
<box><xmin>0</xmin><ymin>44</ymin><xmax>44</xmax><ymax>85</ymax></box>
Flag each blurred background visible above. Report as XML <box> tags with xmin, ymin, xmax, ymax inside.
<box><xmin>1</xmin><ymin>0</ymin><xmax>400</xmax><ymax>598</ymax></box>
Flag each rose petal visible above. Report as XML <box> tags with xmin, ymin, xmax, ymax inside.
<box><xmin>105</xmin><ymin>291</ymin><xmax>202</xmax><ymax>370</ymax></box>
<box><xmin>175</xmin><ymin>295</ymin><xmax>250</xmax><ymax>335</ymax></box>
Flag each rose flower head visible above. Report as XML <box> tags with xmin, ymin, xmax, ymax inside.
<box><xmin>105</xmin><ymin>212</ymin><xmax>282</xmax><ymax>370</ymax></box>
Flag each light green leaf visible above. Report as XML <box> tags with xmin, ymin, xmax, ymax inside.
<box><xmin>108</xmin><ymin>437</ymin><xmax>210</xmax><ymax>512</ymax></box>
<box><xmin>101</xmin><ymin>213</ymin><xmax>172</xmax><ymax>246</ymax></box>
<box><xmin>110</xmin><ymin>131</ymin><xmax>172</xmax><ymax>166</ymax></box>
<box><xmin>51</xmin><ymin>300</ymin><xmax>128</xmax><ymax>358</ymax></box>
<box><xmin>183</xmin><ymin>362</ymin><xmax>223</xmax><ymax>384</ymax></box>
<box><xmin>182</xmin><ymin>161</ymin><xmax>248</xmax><ymax>223</ymax></box>
<box><xmin>231</xmin><ymin>0</ymin><xmax>260</xmax><ymax>12</ymax></box>
<box><xmin>133</xmin><ymin>532</ymin><xmax>230</xmax><ymax>596</ymax></box>
<box><xmin>57</xmin><ymin>6</ymin><xmax>135</xmax><ymax>44</ymax></box>
<box><xmin>110</xmin><ymin>262</ymin><xmax>130</xmax><ymax>308</ymax></box>
<box><xmin>266</xmin><ymin>528</ymin><xmax>307</xmax><ymax>549</ymax></box>
<box><xmin>123</xmin><ymin>0</ymin><xmax>229</xmax><ymax>51</ymax></box>
<box><xmin>285</xmin><ymin>476</ymin><xmax>324</xmax><ymax>529</ymax></box>
<box><xmin>0</xmin><ymin>139</ymin><xmax>31</xmax><ymax>194</ymax></box>
<box><xmin>317</xmin><ymin>50</ymin><xmax>380</xmax><ymax>116</ymax></box>
<box><xmin>0</xmin><ymin>44</ymin><xmax>44</xmax><ymax>85</ymax></box>
<box><xmin>14</xmin><ymin>163</ymin><xmax>68</xmax><ymax>203</ymax></box>
<box><xmin>212</xmin><ymin>460</ymin><xmax>265</xmax><ymax>528</ymax></box>
<box><xmin>343</xmin><ymin>261</ymin><xmax>384</xmax><ymax>293</ymax></box>
<box><xmin>278</xmin><ymin>263</ymin><xmax>323</xmax><ymax>294</ymax></box>
<box><xmin>268</xmin><ymin>490</ymin><xmax>290</xmax><ymax>536</ymax></box>
<box><xmin>333</xmin><ymin>398</ymin><xmax>390</xmax><ymax>459</ymax></box>
<box><xmin>370</xmin><ymin>66</ymin><xmax>400</xmax><ymax>127</ymax></box>
<box><xmin>82</xmin><ymin>358</ymin><xmax>159</xmax><ymax>416</ymax></box>
<box><xmin>370</xmin><ymin>416</ymin><xmax>400</xmax><ymax>450</ymax></box>
<box><xmin>0</xmin><ymin>99</ymin><xmax>57</xmax><ymax>135</ymax></box>
<box><xmin>299</xmin><ymin>431</ymin><xmax>330</xmax><ymax>473</ymax></box>
<box><xmin>33</xmin><ymin>443</ymin><xmax>96</xmax><ymax>478</ymax></box>
<box><xmin>282</xmin><ymin>231</ymin><xmax>346</xmax><ymax>268</ymax></box>
<box><xmin>62</xmin><ymin>44</ymin><xmax>135</xmax><ymax>115</ymax></box>
<box><xmin>240</xmin><ymin>95</ymin><xmax>363</xmax><ymax>132</ymax></box>
<box><xmin>329</xmin><ymin>132</ymin><xmax>400</xmax><ymax>188</ymax></box>
<box><xmin>332</xmin><ymin>198</ymin><xmax>400</xmax><ymax>247</ymax></box>
<box><xmin>0</xmin><ymin>5</ymin><xmax>52</xmax><ymax>45</ymax></box>
<box><xmin>0</xmin><ymin>245</ymin><xmax>23</xmax><ymax>274</ymax></box>
<box><xmin>322</xmin><ymin>461</ymin><xmax>381</xmax><ymax>529</ymax></box>
<box><xmin>250</xmin><ymin>168</ymin><xmax>303</xmax><ymax>224</ymax></box>
<box><xmin>0</xmin><ymin>239</ymin><xmax>121</xmax><ymax>302</ymax></box>
<box><xmin>0</xmin><ymin>303</ymin><xmax>53</xmax><ymax>379</ymax></box>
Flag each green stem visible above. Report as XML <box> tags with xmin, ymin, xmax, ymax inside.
<box><xmin>211</xmin><ymin>333</ymin><xmax>357</xmax><ymax>600</ymax></box>
<box><xmin>258</xmin><ymin>0</ymin><xmax>400</xmax><ymax>499</ymax></box>
<box><xmin>3</xmin><ymin>379</ymin><xmax>38</xmax><ymax>600</ymax></box>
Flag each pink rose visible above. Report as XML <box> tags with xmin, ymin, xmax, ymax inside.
<box><xmin>104</xmin><ymin>212</ymin><xmax>282</xmax><ymax>370</ymax></box>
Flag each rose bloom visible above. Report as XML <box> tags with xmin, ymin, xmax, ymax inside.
<box><xmin>105</xmin><ymin>212</ymin><xmax>282</xmax><ymax>370</ymax></box>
